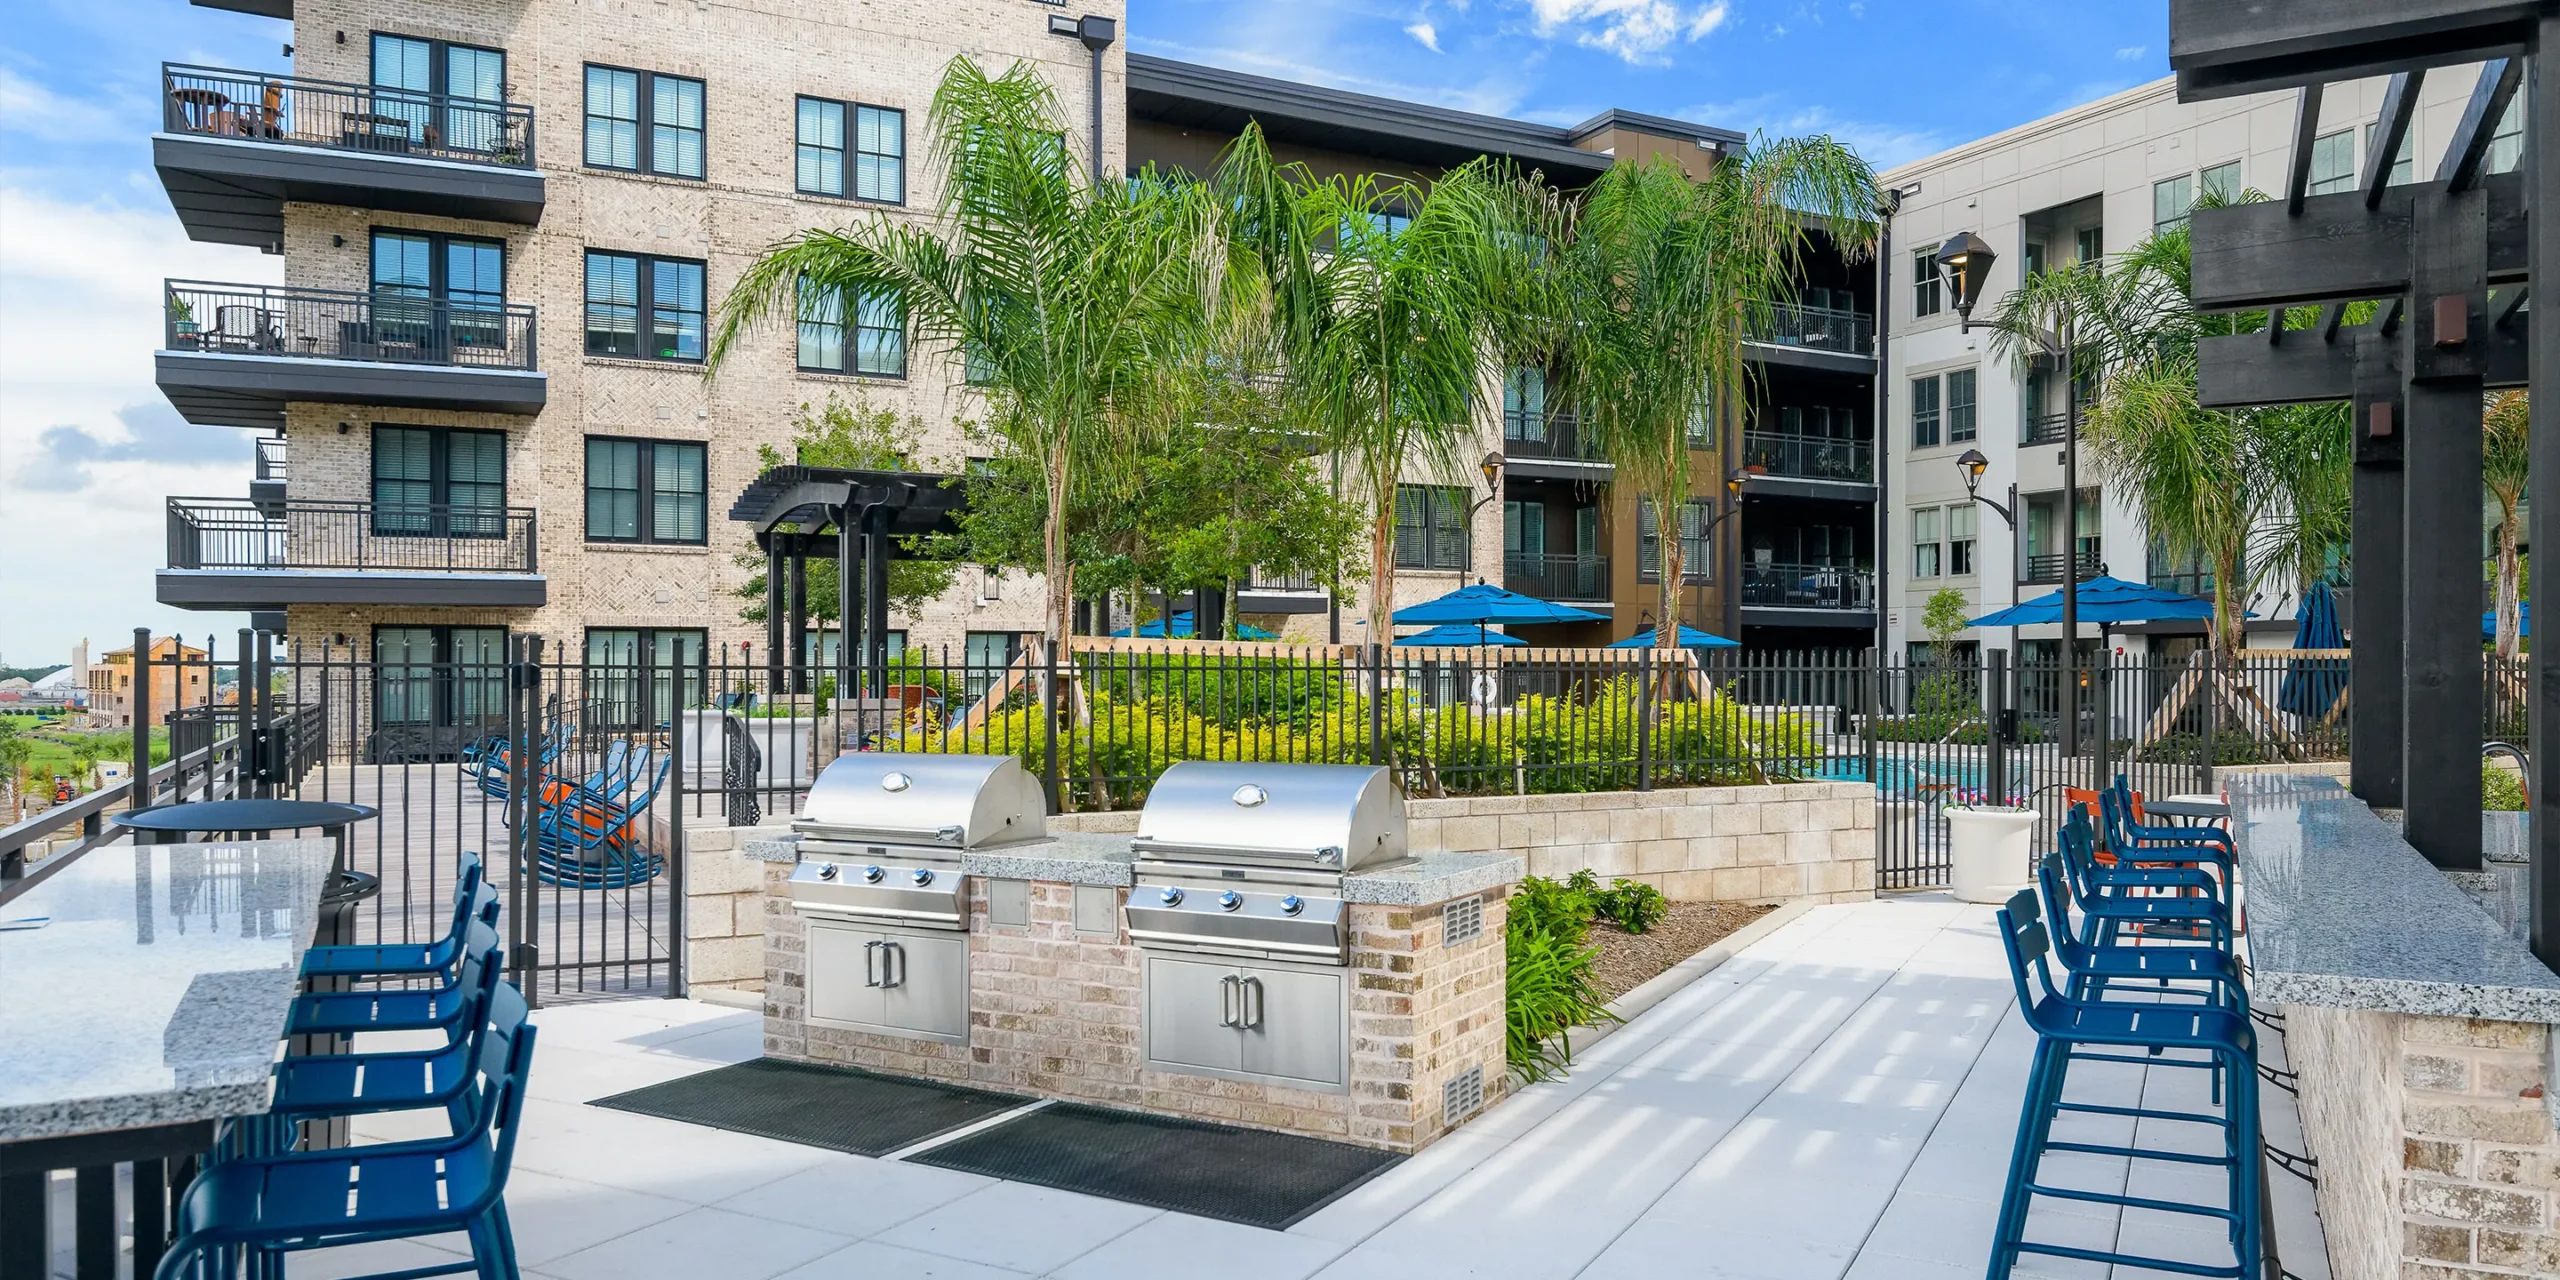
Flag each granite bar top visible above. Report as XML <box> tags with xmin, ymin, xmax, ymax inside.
<box><xmin>2225</xmin><ymin>774</ymin><xmax>2560</xmax><ymax>1022</ymax></box>
<box><xmin>1344</xmin><ymin>852</ymin><xmax>1526</xmax><ymax>905</ymax></box>
<box><xmin>745</xmin><ymin>833</ymin><xmax>1522</xmax><ymax>903</ymax></box>
<box><xmin>0</xmin><ymin>838</ymin><xmax>334</xmax><ymax>1142</ymax></box>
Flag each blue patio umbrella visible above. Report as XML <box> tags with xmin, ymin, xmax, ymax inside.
<box><xmin>2481</xmin><ymin>600</ymin><xmax>2529</xmax><ymax>640</ymax></box>
<box><xmin>2279</xmin><ymin>580</ymin><xmax>2348</xmax><ymax>719</ymax></box>
<box><xmin>1967</xmin><ymin>575</ymin><xmax>2232</xmax><ymax>628</ymax></box>
<box><xmin>1605</xmin><ymin>625</ymin><xmax>1740</xmax><ymax>649</ymax></box>
<box><xmin>1395</xmin><ymin>623</ymin><xmax>1527</xmax><ymax>647</ymax></box>
<box><xmin>1391</xmin><ymin>582</ymin><xmax>1608</xmax><ymax>628</ymax></box>
<box><xmin>1110</xmin><ymin>612</ymin><xmax>1277</xmax><ymax>640</ymax></box>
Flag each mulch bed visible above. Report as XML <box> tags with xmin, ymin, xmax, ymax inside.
<box><xmin>1587</xmin><ymin>901</ymin><xmax>1775</xmax><ymax>1004</ymax></box>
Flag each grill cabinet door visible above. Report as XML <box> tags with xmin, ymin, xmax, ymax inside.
<box><xmin>1236</xmin><ymin>964</ymin><xmax>1345</xmax><ymax>1088</ymax></box>
<box><xmin>878</xmin><ymin>929</ymin><xmax>968</xmax><ymax>1041</ymax></box>
<box><xmin>805</xmin><ymin>921</ymin><xmax>886</xmax><ymax>1030</ymax></box>
<box><xmin>1144</xmin><ymin>955</ymin><xmax>1245</xmax><ymax>1076</ymax></box>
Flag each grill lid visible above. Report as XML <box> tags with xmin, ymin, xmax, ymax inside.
<box><xmin>1130</xmin><ymin>762</ymin><xmax>1406</xmax><ymax>872</ymax></box>
<box><xmin>795</xmin><ymin>753</ymin><xmax>1047</xmax><ymax>849</ymax></box>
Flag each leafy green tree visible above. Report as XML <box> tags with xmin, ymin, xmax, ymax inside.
<box><xmin>1913</xmin><ymin>587</ymin><xmax>1976</xmax><ymax>721</ymax></box>
<box><xmin>2486</xmin><ymin>390</ymin><xmax>2529</xmax><ymax>660</ymax></box>
<box><xmin>732</xmin><ymin>395</ymin><xmax>960</xmax><ymax>628</ymax></box>
<box><xmin>1550</xmin><ymin>145</ymin><xmax>1878</xmax><ymax>651</ymax></box>
<box><xmin>713</xmin><ymin>58</ymin><xmax>1218</xmax><ymax>655</ymax></box>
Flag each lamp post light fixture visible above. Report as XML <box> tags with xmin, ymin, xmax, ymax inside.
<box><xmin>1935</xmin><ymin>232</ymin><xmax>1997</xmax><ymax>333</ymax></box>
<box><xmin>1046</xmin><ymin>14</ymin><xmax>1117</xmax><ymax>184</ymax></box>
<box><xmin>1956</xmin><ymin>445</ymin><xmax>2024</xmax><ymax>666</ymax></box>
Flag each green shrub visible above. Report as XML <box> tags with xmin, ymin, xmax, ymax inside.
<box><xmin>1597</xmin><ymin>878</ymin><xmax>1670</xmax><ymax>933</ymax></box>
<box><xmin>2486</xmin><ymin>764</ymin><xmax>2527</xmax><ymax>812</ymax></box>
<box><xmin>1864</xmin><ymin>715</ymin><xmax>1957</xmax><ymax>743</ymax></box>
<box><xmin>1505</xmin><ymin>880</ymin><xmax>1616</xmax><ymax>1085</ymax></box>
<box><xmin>1512</xmin><ymin>873</ymin><xmax>1599</xmax><ymax>948</ymax></box>
<box><xmin>2133</xmin><ymin>730</ymin><xmax>2268</xmax><ymax>766</ymax></box>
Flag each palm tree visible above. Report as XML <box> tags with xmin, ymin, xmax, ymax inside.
<box><xmin>2486</xmin><ymin>390</ymin><xmax>2530</xmax><ymax>661</ymax></box>
<box><xmin>1981</xmin><ymin>198</ymin><xmax>2349</xmax><ymax>661</ymax></box>
<box><xmin>1217</xmin><ymin>128</ymin><xmax>1529</xmax><ymax>642</ymax></box>
<box><xmin>1553</xmin><ymin>145</ymin><xmax>1878</xmax><ymax>652</ymax></box>
<box><xmin>710</xmin><ymin>58</ymin><xmax>1218</xmax><ymax>655</ymax></box>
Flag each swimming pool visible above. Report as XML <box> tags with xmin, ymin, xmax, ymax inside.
<box><xmin>1807</xmin><ymin>755</ymin><xmax>2026</xmax><ymax>805</ymax></box>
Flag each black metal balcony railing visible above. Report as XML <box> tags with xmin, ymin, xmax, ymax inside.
<box><xmin>168</xmin><ymin>497</ymin><xmax>539</xmax><ymax>575</ymax></box>
<box><xmin>1741</xmin><ymin>562</ymin><xmax>1876</xmax><ymax>609</ymax></box>
<box><xmin>1502</xmin><ymin>412</ymin><xmax>1608</xmax><ymax>463</ymax></box>
<box><xmin>163</xmin><ymin>64</ymin><xmax>536</xmax><ymax>167</ymax></box>
<box><xmin>1752</xmin><ymin>302</ymin><xmax>1874</xmax><ymax>354</ymax></box>
<box><xmin>1741</xmin><ymin>431</ymin><xmax>1873</xmax><ymax>483</ymax></box>
<box><xmin>164</xmin><ymin>281</ymin><xmax>537</xmax><ymax>371</ymax></box>
<box><xmin>1504</xmin><ymin>552</ymin><xmax>1611</xmax><ymax>601</ymax></box>
<box><xmin>2023</xmin><ymin>551</ymin><xmax>2105</xmax><ymax>584</ymax></box>
<box><xmin>255</xmin><ymin>437</ymin><xmax>287</xmax><ymax>483</ymax></box>
<box><xmin>2024</xmin><ymin>413</ymin><xmax>2069</xmax><ymax>446</ymax></box>
<box><xmin>1244</xmin><ymin>566</ymin><xmax>1323</xmax><ymax>593</ymax></box>
<box><xmin>2151</xmin><ymin>570</ymin><xmax>2216</xmax><ymax>600</ymax></box>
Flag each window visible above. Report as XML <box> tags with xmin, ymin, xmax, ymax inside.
<box><xmin>1912</xmin><ymin>249</ymin><xmax>1942</xmax><ymax>318</ymax></box>
<box><xmin>2074</xmin><ymin>226</ymin><xmax>2104</xmax><ymax>268</ymax></box>
<box><xmin>1912</xmin><ymin>507</ymin><xmax>1942</xmax><ymax>579</ymax></box>
<box><xmin>585</xmin><ymin>437</ymin><xmax>707</xmax><ymax>544</ymax></box>
<box><xmin>584</xmin><ymin>65</ymin><xmax>704</xmax><ymax>178</ymax></box>
<box><xmin>797</xmin><ymin>281</ymin><xmax>906</xmax><ymax>376</ymax></box>
<box><xmin>2490</xmin><ymin>96</ymin><xmax>2524</xmax><ymax>175</ymax></box>
<box><xmin>2151</xmin><ymin>174</ymin><xmax>2193</xmax><ymax>233</ymax></box>
<box><xmin>1503</xmin><ymin>500</ymin><xmax>1546</xmax><ymax>561</ymax></box>
<box><xmin>2200</xmin><ymin>160</ymin><xmax>2242</xmax><ymax>203</ymax></box>
<box><xmin>1948</xmin><ymin>504</ymin><xmax>1977</xmax><ymax>576</ymax></box>
<box><xmin>1501</xmin><ymin>366</ymin><xmax>1547</xmax><ymax>442</ymax></box>
<box><xmin>804</xmin><ymin>629</ymin><xmax>908</xmax><ymax>672</ymax></box>
<box><xmin>2364</xmin><ymin>122</ymin><xmax>2415</xmax><ymax>188</ymax></box>
<box><xmin>1393</xmin><ymin>485</ymin><xmax>1470</xmax><ymax>570</ymax></box>
<box><xmin>1637</xmin><ymin>500</ymin><xmax>1712</xmax><ymax>581</ymax></box>
<box><xmin>797</xmin><ymin>97</ymin><xmax>906</xmax><ymax>202</ymax></box>
<box><xmin>371</xmin><ymin>34</ymin><xmax>507</xmax><ymax>152</ymax></box>
<box><xmin>585</xmin><ymin>251</ymin><xmax>704</xmax><ymax>361</ymax></box>
<box><xmin>373</xmin><ymin>425</ymin><xmax>505</xmax><ymax>536</ymax></box>
<box><xmin>963</xmin><ymin>632</ymin><xmax>1026</xmax><ymax>702</ymax></box>
<box><xmin>1946</xmin><ymin>368</ymin><xmax>1977</xmax><ymax>443</ymax></box>
<box><xmin>584</xmin><ymin>629</ymin><xmax>704</xmax><ymax>731</ymax></box>
<box><xmin>1686</xmin><ymin>398</ymin><xmax>1714</xmax><ymax>450</ymax></box>
<box><xmin>2306</xmin><ymin>129</ymin><xmax>2354</xmax><ymax>195</ymax></box>
<box><xmin>374</xmin><ymin>625</ymin><xmax>507</xmax><ymax>731</ymax></box>
<box><xmin>1910</xmin><ymin>374</ymin><xmax>1942</xmax><ymax>449</ymax></box>
<box><xmin>372</xmin><ymin>230</ymin><xmax>506</xmax><ymax>354</ymax></box>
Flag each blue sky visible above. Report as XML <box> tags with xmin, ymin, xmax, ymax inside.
<box><xmin>0</xmin><ymin>0</ymin><xmax>2168</xmax><ymax>667</ymax></box>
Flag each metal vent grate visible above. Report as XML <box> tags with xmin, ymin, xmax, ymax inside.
<box><xmin>1444</xmin><ymin>895</ymin><xmax>1484</xmax><ymax>947</ymax></box>
<box><xmin>1443</xmin><ymin>1065</ymin><xmax>1485</xmax><ymax>1128</ymax></box>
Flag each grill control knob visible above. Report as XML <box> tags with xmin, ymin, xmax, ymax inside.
<box><xmin>1280</xmin><ymin>894</ymin><xmax>1304</xmax><ymax>916</ymax></box>
<box><xmin>815</xmin><ymin>863</ymin><xmax>840</xmax><ymax>881</ymax></box>
<box><xmin>861</xmin><ymin>865</ymin><xmax>885</xmax><ymax>883</ymax></box>
<box><xmin>1217</xmin><ymin>890</ymin><xmax>1242</xmax><ymax>912</ymax></box>
<box><xmin>911</xmin><ymin>868</ymin><xmax>935</xmax><ymax>887</ymax></box>
<box><xmin>1159</xmin><ymin>887</ymin><xmax>1184</xmax><ymax>906</ymax></box>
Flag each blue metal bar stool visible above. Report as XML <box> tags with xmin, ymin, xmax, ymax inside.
<box><xmin>2111</xmin><ymin>774</ymin><xmax>2235</xmax><ymax>856</ymax></box>
<box><xmin>1991</xmin><ymin>897</ymin><xmax>2264</xmax><ymax>1279</ymax></box>
<box><xmin>300</xmin><ymin>853</ymin><xmax>492</xmax><ymax>982</ymax></box>
<box><xmin>2069</xmin><ymin>805</ymin><xmax>2226</xmax><ymax>903</ymax></box>
<box><xmin>2035</xmin><ymin>853</ymin><xmax>2247</xmax><ymax>1008</ymax></box>
<box><xmin>154</xmin><ymin>983</ymin><xmax>537</xmax><ymax>1280</ymax></box>
<box><xmin>2057</xmin><ymin>814</ymin><xmax>2233</xmax><ymax>949</ymax></box>
<box><xmin>226</xmin><ymin>955</ymin><xmax>511</xmax><ymax>1162</ymax></box>
<box><xmin>285</xmin><ymin>920</ymin><xmax>500</xmax><ymax>1041</ymax></box>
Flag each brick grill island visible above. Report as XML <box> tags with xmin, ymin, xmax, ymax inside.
<box><xmin>747</xmin><ymin>760</ymin><xmax>1521</xmax><ymax>1155</ymax></box>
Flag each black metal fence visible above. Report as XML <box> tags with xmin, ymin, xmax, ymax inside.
<box><xmin>166</xmin><ymin>496</ymin><xmax>541</xmax><ymax>574</ymax></box>
<box><xmin>1502</xmin><ymin>552</ymin><xmax>1612</xmax><ymax>601</ymax></box>
<box><xmin>164</xmin><ymin>279</ymin><xmax>538</xmax><ymax>370</ymax></box>
<box><xmin>163</xmin><ymin>62</ymin><xmax>536</xmax><ymax>166</ymax></box>
<box><xmin>1742</xmin><ymin>431</ymin><xmax>1873</xmax><ymax>482</ymax></box>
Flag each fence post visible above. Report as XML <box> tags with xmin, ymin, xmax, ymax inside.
<box><xmin>666</xmin><ymin>636</ymin><xmax>687</xmax><ymax>999</ymax></box>
<box><xmin>1366</xmin><ymin>644</ymin><xmax>1385</xmax><ymax>767</ymax></box>
<box><xmin>1986</xmin><ymin>647</ymin><xmax>2010</xmax><ymax>807</ymax></box>
<box><xmin>1635</xmin><ymin>646</ymin><xmax>1655</xmax><ymax>792</ymax></box>
<box><xmin>507</xmin><ymin>633</ymin><xmax>541</xmax><ymax>1006</ymax></box>
<box><xmin>2199</xmin><ymin>643</ymin><xmax>2218</xmax><ymax>795</ymax></box>
<box><xmin>1041</xmin><ymin>641</ymin><xmax>1062</xmax><ymax>814</ymax></box>
<box><xmin>131</xmin><ymin>628</ymin><xmax>153</xmax><ymax>812</ymax></box>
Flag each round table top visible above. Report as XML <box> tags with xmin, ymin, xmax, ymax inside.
<box><xmin>169</xmin><ymin>87</ymin><xmax>232</xmax><ymax>105</ymax></box>
<box><xmin>112</xmin><ymin>798</ymin><xmax>380</xmax><ymax>834</ymax></box>
<box><xmin>2143</xmin><ymin>797</ymin><xmax>2230</xmax><ymax>820</ymax></box>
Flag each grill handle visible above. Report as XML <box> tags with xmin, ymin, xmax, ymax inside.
<box><xmin>1219</xmin><ymin>974</ymin><xmax>1241</xmax><ymax>1028</ymax></box>
<box><xmin>881</xmin><ymin>941</ymin><xmax>905</xmax><ymax>989</ymax></box>
<box><xmin>1240</xmin><ymin>975</ymin><xmax>1265</xmax><ymax>1030</ymax></box>
<box><xmin>863</xmin><ymin>940</ymin><xmax>882</xmax><ymax>988</ymax></box>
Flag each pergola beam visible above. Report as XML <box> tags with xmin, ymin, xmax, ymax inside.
<box><xmin>2287</xmin><ymin>84</ymin><xmax>2323</xmax><ymax>216</ymax></box>
<box><xmin>2437</xmin><ymin>57</ymin><xmax>2522</xmax><ymax>191</ymax></box>
<box><xmin>2198</xmin><ymin>316</ymin><xmax>2528</xmax><ymax>408</ymax></box>
<box><xmin>2170</xmin><ymin>0</ymin><xmax>2536</xmax><ymax>101</ymax></box>
<box><xmin>2365</xmin><ymin>72</ymin><xmax>2423</xmax><ymax>208</ymax></box>
<box><xmin>2188</xmin><ymin>171</ymin><xmax>2526</xmax><ymax>311</ymax></box>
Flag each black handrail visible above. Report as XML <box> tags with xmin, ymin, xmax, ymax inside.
<box><xmin>1742</xmin><ymin>431</ymin><xmax>1873</xmax><ymax>482</ymax></box>
<box><xmin>164</xmin><ymin>279</ymin><xmax>537</xmax><ymax>371</ymax></box>
<box><xmin>167</xmin><ymin>496</ymin><xmax>540</xmax><ymax>574</ymax></box>
<box><xmin>162</xmin><ymin>62</ymin><xmax>535</xmax><ymax>167</ymax></box>
<box><xmin>1503</xmin><ymin>552</ymin><xmax>1612</xmax><ymax>601</ymax></box>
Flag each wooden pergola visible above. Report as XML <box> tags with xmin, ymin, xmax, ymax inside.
<box><xmin>726</xmin><ymin>465</ymin><xmax>965</xmax><ymax>700</ymax></box>
<box><xmin>2172</xmin><ymin>0</ymin><xmax>2559</xmax><ymax>965</ymax></box>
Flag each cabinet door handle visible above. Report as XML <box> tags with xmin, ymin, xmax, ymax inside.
<box><xmin>882</xmin><ymin>941</ymin><xmax>904</xmax><ymax>989</ymax></box>
<box><xmin>1241</xmin><ymin>975</ymin><xmax>1265</xmax><ymax>1029</ymax></box>
<box><xmin>1219</xmin><ymin>974</ymin><xmax>1240</xmax><ymax>1027</ymax></box>
<box><xmin>863</xmin><ymin>940</ymin><xmax>881</xmax><ymax>988</ymax></box>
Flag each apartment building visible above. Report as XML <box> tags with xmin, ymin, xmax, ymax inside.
<box><xmin>1127</xmin><ymin>57</ymin><xmax>1878</xmax><ymax>650</ymax></box>
<box><xmin>83</xmin><ymin>637</ymin><xmax>214</xmax><ymax>728</ymax></box>
<box><xmin>1880</xmin><ymin>72</ymin><xmax>2522</xmax><ymax>674</ymax></box>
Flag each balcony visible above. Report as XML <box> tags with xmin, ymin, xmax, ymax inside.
<box><xmin>1238</xmin><ymin>565</ymin><xmax>1328</xmax><ymax>614</ymax></box>
<box><xmin>251</xmin><ymin>436</ymin><xmax>287</xmax><ymax>514</ymax></box>
<box><xmin>158</xmin><ymin>497</ymin><xmax>545</xmax><ymax>609</ymax></box>
<box><xmin>2023</xmin><ymin>413</ymin><xmax>2069</xmax><ymax>446</ymax></box>
<box><xmin>155</xmin><ymin>64</ymin><xmax>543</xmax><ymax>248</ymax></box>
<box><xmin>1741</xmin><ymin>432</ymin><xmax>1873</xmax><ymax>484</ymax></box>
<box><xmin>2022</xmin><ymin>550</ymin><xmax>2105</xmax><ymax>585</ymax></box>
<box><xmin>1740</xmin><ymin>562</ymin><xmax>1876</xmax><ymax>618</ymax></box>
<box><xmin>1502</xmin><ymin>413</ymin><xmax>1612</xmax><ymax>478</ymax></box>
<box><xmin>1504</xmin><ymin>552</ymin><xmax>1612</xmax><ymax>604</ymax></box>
<box><xmin>157</xmin><ymin>281</ymin><xmax>546</xmax><ymax>430</ymax></box>
<box><xmin>1746</xmin><ymin>301</ymin><xmax>1874</xmax><ymax>370</ymax></box>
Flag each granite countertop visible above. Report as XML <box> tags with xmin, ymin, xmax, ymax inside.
<box><xmin>2225</xmin><ymin>774</ymin><xmax>2560</xmax><ymax>1021</ymax></box>
<box><xmin>0</xmin><ymin>838</ymin><xmax>335</xmax><ymax>1141</ymax></box>
<box><xmin>1345</xmin><ymin>851</ymin><xmax>1526</xmax><ymax>905</ymax></box>
<box><xmin>745</xmin><ymin>831</ymin><xmax>1141</xmax><ymax>886</ymax></box>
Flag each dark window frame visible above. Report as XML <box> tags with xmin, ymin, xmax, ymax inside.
<box><xmin>1911</xmin><ymin>249</ymin><xmax>1942</xmax><ymax>318</ymax></box>
<box><xmin>794</xmin><ymin>95</ymin><xmax>907</xmax><ymax>205</ymax></box>
<box><xmin>585</xmin><ymin>249</ymin><xmax>707</xmax><ymax>363</ymax></box>
<box><xmin>1393</xmin><ymin>484</ymin><xmax>1471</xmax><ymax>571</ymax></box>
<box><xmin>370</xmin><ymin>423</ymin><xmax>507</xmax><ymax>538</ymax></box>
<box><xmin>371</xmin><ymin>623</ymin><xmax>509</xmax><ymax>730</ymax></box>
<box><xmin>582</xmin><ymin>627</ymin><xmax>706</xmax><ymax>732</ymax></box>
<box><xmin>584</xmin><ymin>435</ymin><xmax>708</xmax><ymax>546</ymax></box>
<box><xmin>369</xmin><ymin>226</ymin><xmax>508</xmax><ymax>302</ymax></box>
<box><xmin>1636</xmin><ymin>499</ymin><xmax>1714</xmax><ymax>583</ymax></box>
<box><xmin>582</xmin><ymin>63</ymin><xmax>706</xmax><ymax>180</ymax></box>
<box><xmin>797</xmin><ymin>279</ymin><xmax>908</xmax><ymax>377</ymax></box>
<box><xmin>368</xmin><ymin>32</ymin><xmax>510</xmax><ymax>153</ymax></box>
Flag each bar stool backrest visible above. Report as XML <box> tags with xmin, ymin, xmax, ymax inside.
<box><xmin>1996</xmin><ymin>898</ymin><xmax>2069</xmax><ymax>1033</ymax></box>
<box><xmin>2035</xmin><ymin>853</ymin><xmax>2092</xmax><ymax>959</ymax></box>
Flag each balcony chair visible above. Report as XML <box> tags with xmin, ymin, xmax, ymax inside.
<box><xmin>530</xmin><ymin>745</ymin><xmax>673</xmax><ymax>890</ymax></box>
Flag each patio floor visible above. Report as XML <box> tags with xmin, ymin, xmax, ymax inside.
<box><xmin>260</xmin><ymin>894</ymin><xmax>2328</xmax><ymax>1280</ymax></box>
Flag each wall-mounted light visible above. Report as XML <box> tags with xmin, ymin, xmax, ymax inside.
<box><xmin>337</xmin><ymin>421</ymin><xmax>351</xmax><ymax>434</ymax></box>
<box><xmin>331</xmin><ymin>234</ymin><xmax>345</xmax><ymax>248</ymax></box>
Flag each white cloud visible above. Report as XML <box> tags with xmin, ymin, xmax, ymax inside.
<box><xmin>1687</xmin><ymin>2</ymin><xmax>1731</xmax><ymax>38</ymax></box>
<box><xmin>1130</xmin><ymin>34</ymin><xmax>1527</xmax><ymax>117</ymax></box>
<box><xmin>2115</xmin><ymin>45</ymin><xmax>2148</xmax><ymax>61</ymax></box>
<box><xmin>1684</xmin><ymin>94</ymin><xmax>1956</xmax><ymax>170</ymax></box>
<box><xmin>1518</xmin><ymin>0</ymin><xmax>1732</xmax><ymax>64</ymax></box>
<box><xmin>1405</xmin><ymin>21</ymin><xmax>1442</xmax><ymax>51</ymax></box>
<box><xmin>0</xmin><ymin>66</ymin><xmax>132</xmax><ymax>144</ymax></box>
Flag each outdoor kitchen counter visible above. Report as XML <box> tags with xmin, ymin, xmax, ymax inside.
<box><xmin>1344</xmin><ymin>851</ymin><xmax>1526</xmax><ymax>905</ymax></box>
<box><xmin>745</xmin><ymin>830</ymin><xmax>1138</xmax><ymax>885</ymax></box>
<box><xmin>2226</xmin><ymin>772</ymin><xmax>2560</xmax><ymax>1021</ymax></box>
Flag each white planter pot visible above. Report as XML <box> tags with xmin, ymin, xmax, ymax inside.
<box><xmin>680</xmin><ymin>711</ymin><xmax>816</xmax><ymax>789</ymax></box>
<box><xmin>1944</xmin><ymin>805</ymin><xmax>2040</xmax><ymax>904</ymax></box>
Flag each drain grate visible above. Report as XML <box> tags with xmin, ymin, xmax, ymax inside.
<box><xmin>1443</xmin><ymin>1064</ymin><xmax>1485</xmax><ymax>1128</ymax></box>
<box><xmin>1444</xmin><ymin>895</ymin><xmax>1484</xmax><ymax>946</ymax></box>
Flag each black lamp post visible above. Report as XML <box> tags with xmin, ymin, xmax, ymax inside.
<box><xmin>1957</xmin><ymin>446</ymin><xmax>2023</xmax><ymax>660</ymax></box>
<box><xmin>1047</xmin><ymin>14</ymin><xmax>1117</xmax><ymax>183</ymax></box>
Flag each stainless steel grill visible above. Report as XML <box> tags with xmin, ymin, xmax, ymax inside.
<box><xmin>1124</xmin><ymin>762</ymin><xmax>1408</xmax><ymax>965</ymax></box>
<box><xmin>786</xmin><ymin>754</ymin><xmax>1045</xmax><ymax>930</ymax></box>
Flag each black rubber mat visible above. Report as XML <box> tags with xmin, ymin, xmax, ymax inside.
<box><xmin>588</xmin><ymin>1058</ymin><xmax>1030</xmax><ymax>1157</ymax></box>
<box><xmin>908</xmin><ymin>1102</ymin><xmax>1404</xmax><ymax>1230</ymax></box>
